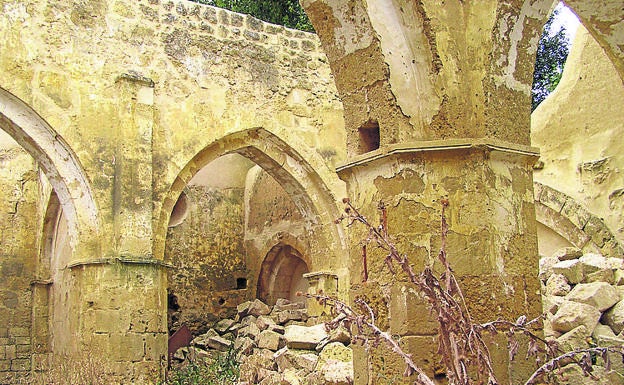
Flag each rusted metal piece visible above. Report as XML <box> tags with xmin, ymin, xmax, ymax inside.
<box><xmin>168</xmin><ymin>324</ymin><xmax>192</xmax><ymax>366</ymax></box>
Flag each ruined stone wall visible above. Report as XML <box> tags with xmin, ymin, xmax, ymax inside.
<box><xmin>166</xmin><ymin>185</ymin><xmax>248</xmax><ymax>334</ymax></box>
<box><xmin>0</xmin><ymin>0</ymin><xmax>346</xmax><ymax>380</ymax></box>
<box><xmin>532</xmin><ymin>25</ymin><xmax>624</xmax><ymax>257</ymax></box>
<box><xmin>0</xmin><ymin>133</ymin><xmax>37</xmax><ymax>382</ymax></box>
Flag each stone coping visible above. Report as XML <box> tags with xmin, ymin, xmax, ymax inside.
<box><xmin>336</xmin><ymin>138</ymin><xmax>540</xmax><ymax>173</ymax></box>
<box><xmin>67</xmin><ymin>256</ymin><xmax>174</xmax><ymax>269</ymax></box>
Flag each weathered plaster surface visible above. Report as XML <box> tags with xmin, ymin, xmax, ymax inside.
<box><xmin>532</xmin><ymin>25</ymin><xmax>624</xmax><ymax>253</ymax></box>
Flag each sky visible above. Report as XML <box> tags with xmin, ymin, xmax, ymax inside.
<box><xmin>550</xmin><ymin>2</ymin><xmax>581</xmax><ymax>42</ymax></box>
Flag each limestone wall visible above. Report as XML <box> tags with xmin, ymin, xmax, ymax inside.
<box><xmin>0</xmin><ymin>0</ymin><xmax>346</xmax><ymax>381</ymax></box>
<box><xmin>0</xmin><ymin>133</ymin><xmax>37</xmax><ymax>382</ymax></box>
<box><xmin>532</xmin><ymin>25</ymin><xmax>624</xmax><ymax>257</ymax></box>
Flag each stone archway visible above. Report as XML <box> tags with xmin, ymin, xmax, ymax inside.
<box><xmin>257</xmin><ymin>244</ymin><xmax>310</xmax><ymax>306</ymax></box>
<box><xmin>155</xmin><ymin>127</ymin><xmax>346</xmax><ymax>265</ymax></box>
<box><xmin>0</xmin><ymin>87</ymin><xmax>100</xmax><ymax>250</ymax></box>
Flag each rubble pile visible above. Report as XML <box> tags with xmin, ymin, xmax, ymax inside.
<box><xmin>172</xmin><ymin>298</ymin><xmax>353</xmax><ymax>385</ymax></box>
<box><xmin>540</xmin><ymin>247</ymin><xmax>624</xmax><ymax>384</ymax></box>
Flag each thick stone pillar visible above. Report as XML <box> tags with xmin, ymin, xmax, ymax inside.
<box><xmin>338</xmin><ymin>141</ymin><xmax>541</xmax><ymax>384</ymax></box>
<box><xmin>69</xmin><ymin>74</ymin><xmax>168</xmax><ymax>382</ymax></box>
<box><xmin>302</xmin><ymin>1</ymin><xmax>549</xmax><ymax>383</ymax></box>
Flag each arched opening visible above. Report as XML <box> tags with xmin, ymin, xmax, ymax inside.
<box><xmin>257</xmin><ymin>244</ymin><xmax>310</xmax><ymax>306</ymax></box>
<box><xmin>0</xmin><ymin>88</ymin><xmax>99</xmax><ymax>380</ymax></box>
<box><xmin>161</xmin><ymin>130</ymin><xmax>338</xmax><ymax>336</ymax></box>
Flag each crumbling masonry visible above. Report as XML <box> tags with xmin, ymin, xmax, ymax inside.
<box><xmin>0</xmin><ymin>0</ymin><xmax>623</xmax><ymax>383</ymax></box>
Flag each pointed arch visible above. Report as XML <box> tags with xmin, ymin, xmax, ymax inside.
<box><xmin>154</xmin><ymin>127</ymin><xmax>346</xmax><ymax>263</ymax></box>
<box><xmin>0</xmin><ymin>87</ymin><xmax>100</xmax><ymax>250</ymax></box>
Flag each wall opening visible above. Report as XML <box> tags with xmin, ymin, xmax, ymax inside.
<box><xmin>358</xmin><ymin>120</ymin><xmax>380</xmax><ymax>154</ymax></box>
<box><xmin>168</xmin><ymin>192</ymin><xmax>188</xmax><ymax>228</ymax></box>
<box><xmin>257</xmin><ymin>244</ymin><xmax>309</xmax><ymax>306</ymax></box>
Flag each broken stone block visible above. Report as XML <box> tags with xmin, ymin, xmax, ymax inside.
<box><xmin>173</xmin><ymin>346</ymin><xmax>187</xmax><ymax>361</ymax></box>
<box><xmin>234</xmin><ymin>336</ymin><xmax>256</xmax><ymax>356</ymax></box>
<box><xmin>584</xmin><ymin>269</ymin><xmax>615</xmax><ymax>284</ymax></box>
<box><xmin>556</xmin><ymin>325</ymin><xmax>590</xmax><ymax>351</ymax></box>
<box><xmin>257</xmin><ymin>330</ymin><xmax>285</xmax><ymax>351</ymax></box>
<box><xmin>256</xmin><ymin>315</ymin><xmax>276</xmax><ymax>331</ymax></box>
<box><xmin>284</xmin><ymin>324</ymin><xmax>328</xmax><ymax>350</ymax></box>
<box><xmin>545</xmin><ymin>273</ymin><xmax>571</xmax><ymax>296</ymax></box>
<box><xmin>603</xmin><ymin>300</ymin><xmax>624</xmax><ymax>334</ymax></box>
<box><xmin>312</xmin><ymin>343</ymin><xmax>354</xmax><ymax>385</ymax></box>
<box><xmin>268</xmin><ymin>324</ymin><xmax>286</xmax><ymax>335</ymax></box>
<box><xmin>274</xmin><ymin>298</ymin><xmax>306</xmax><ymax>312</ymax></box>
<box><xmin>606</xmin><ymin>258</ymin><xmax>624</xmax><ymax>270</ymax></box>
<box><xmin>258</xmin><ymin>371</ymin><xmax>283</xmax><ymax>385</ymax></box>
<box><xmin>317</xmin><ymin>326</ymin><xmax>351</xmax><ymax>351</ymax></box>
<box><xmin>238</xmin><ymin>299</ymin><xmax>271</xmax><ymax>318</ymax></box>
<box><xmin>565</xmin><ymin>281</ymin><xmax>618</xmax><ymax>311</ymax></box>
<box><xmin>615</xmin><ymin>270</ymin><xmax>624</xmax><ymax>285</ymax></box>
<box><xmin>206</xmin><ymin>335</ymin><xmax>232</xmax><ymax>352</ymax></box>
<box><xmin>282</xmin><ymin>368</ymin><xmax>303</xmax><ymax>385</ymax></box>
<box><xmin>274</xmin><ymin>347</ymin><xmax>319</xmax><ymax>373</ymax></box>
<box><xmin>539</xmin><ymin>256</ymin><xmax>559</xmax><ymax>281</ymax></box>
<box><xmin>214</xmin><ymin>318</ymin><xmax>236</xmax><ymax>334</ymax></box>
<box><xmin>191</xmin><ymin>329</ymin><xmax>219</xmax><ymax>349</ymax></box>
<box><xmin>593</xmin><ymin>323</ymin><xmax>617</xmax><ymax>340</ymax></box>
<box><xmin>238</xmin><ymin>323</ymin><xmax>261</xmax><ymax>340</ymax></box>
<box><xmin>552</xmin><ymin>259</ymin><xmax>584</xmax><ymax>284</ymax></box>
<box><xmin>552</xmin><ymin>246</ymin><xmax>583</xmax><ymax>261</ymax></box>
<box><xmin>542</xmin><ymin>295</ymin><xmax>564</xmax><ymax>314</ymax></box>
<box><xmin>240</xmin><ymin>315</ymin><xmax>258</xmax><ymax>327</ymax></box>
<box><xmin>276</xmin><ymin>309</ymin><xmax>308</xmax><ymax>324</ymax></box>
<box><xmin>550</xmin><ymin>300</ymin><xmax>601</xmax><ymax>334</ymax></box>
<box><xmin>579</xmin><ymin>253</ymin><xmax>608</xmax><ymax>272</ymax></box>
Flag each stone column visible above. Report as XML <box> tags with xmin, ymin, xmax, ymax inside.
<box><xmin>302</xmin><ymin>1</ymin><xmax>550</xmax><ymax>383</ymax></box>
<box><xmin>338</xmin><ymin>141</ymin><xmax>541</xmax><ymax>384</ymax></box>
<box><xmin>70</xmin><ymin>74</ymin><xmax>168</xmax><ymax>382</ymax></box>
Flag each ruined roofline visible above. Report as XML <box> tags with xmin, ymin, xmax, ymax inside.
<box><xmin>155</xmin><ymin>0</ymin><xmax>323</xmax><ymax>56</ymax></box>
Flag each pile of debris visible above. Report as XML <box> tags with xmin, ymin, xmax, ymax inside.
<box><xmin>539</xmin><ymin>247</ymin><xmax>624</xmax><ymax>384</ymax></box>
<box><xmin>172</xmin><ymin>298</ymin><xmax>353</xmax><ymax>385</ymax></box>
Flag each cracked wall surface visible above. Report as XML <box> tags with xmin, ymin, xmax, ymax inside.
<box><xmin>0</xmin><ymin>0</ymin><xmax>622</xmax><ymax>383</ymax></box>
<box><xmin>533</xmin><ymin>24</ymin><xmax>624</xmax><ymax>258</ymax></box>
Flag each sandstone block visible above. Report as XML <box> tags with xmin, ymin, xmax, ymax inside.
<box><xmin>283</xmin><ymin>368</ymin><xmax>305</xmax><ymax>385</ymax></box>
<box><xmin>542</xmin><ymin>295</ymin><xmax>564</xmax><ymax>314</ymax></box>
<box><xmin>314</xmin><ymin>359</ymin><xmax>353</xmax><ymax>385</ymax></box>
<box><xmin>238</xmin><ymin>323</ymin><xmax>261</xmax><ymax>340</ymax></box>
<box><xmin>552</xmin><ymin>260</ymin><xmax>584</xmax><ymax>284</ymax></box>
<box><xmin>539</xmin><ymin>256</ymin><xmax>559</xmax><ymax>281</ymax></box>
<box><xmin>545</xmin><ymin>274</ymin><xmax>571</xmax><ymax>296</ymax></box>
<box><xmin>256</xmin><ymin>315</ymin><xmax>276</xmax><ymax>331</ymax></box>
<box><xmin>565</xmin><ymin>281</ymin><xmax>618</xmax><ymax>311</ymax></box>
<box><xmin>551</xmin><ymin>300</ymin><xmax>601</xmax><ymax>334</ymax></box>
<box><xmin>604</xmin><ymin>300</ymin><xmax>624</xmax><ymax>334</ymax></box>
<box><xmin>235</xmin><ymin>336</ymin><xmax>256</xmax><ymax>357</ymax></box>
<box><xmin>284</xmin><ymin>324</ymin><xmax>327</xmax><ymax>350</ymax></box>
<box><xmin>191</xmin><ymin>329</ymin><xmax>219</xmax><ymax>349</ymax></box>
<box><xmin>238</xmin><ymin>299</ymin><xmax>271</xmax><ymax>317</ymax></box>
<box><xmin>556</xmin><ymin>325</ymin><xmax>590</xmax><ymax>351</ymax></box>
<box><xmin>552</xmin><ymin>246</ymin><xmax>583</xmax><ymax>261</ymax></box>
<box><xmin>214</xmin><ymin>318</ymin><xmax>236</xmax><ymax>334</ymax></box>
<box><xmin>257</xmin><ymin>330</ymin><xmax>285</xmax><ymax>351</ymax></box>
<box><xmin>584</xmin><ymin>269</ymin><xmax>615</xmax><ymax>284</ymax></box>
<box><xmin>206</xmin><ymin>335</ymin><xmax>232</xmax><ymax>351</ymax></box>
<box><xmin>593</xmin><ymin>323</ymin><xmax>616</xmax><ymax>339</ymax></box>
<box><xmin>274</xmin><ymin>347</ymin><xmax>319</xmax><ymax>373</ymax></box>
<box><xmin>276</xmin><ymin>309</ymin><xmax>308</xmax><ymax>324</ymax></box>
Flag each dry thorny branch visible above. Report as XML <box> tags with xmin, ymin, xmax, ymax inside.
<box><xmin>306</xmin><ymin>198</ymin><xmax>624</xmax><ymax>385</ymax></box>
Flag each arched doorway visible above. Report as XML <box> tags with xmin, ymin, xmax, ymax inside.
<box><xmin>257</xmin><ymin>244</ymin><xmax>310</xmax><ymax>306</ymax></box>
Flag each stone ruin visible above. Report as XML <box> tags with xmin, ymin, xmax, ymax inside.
<box><xmin>0</xmin><ymin>0</ymin><xmax>622</xmax><ymax>384</ymax></box>
<box><xmin>171</xmin><ymin>298</ymin><xmax>353</xmax><ymax>385</ymax></box>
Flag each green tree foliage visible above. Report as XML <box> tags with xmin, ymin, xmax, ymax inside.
<box><xmin>532</xmin><ymin>8</ymin><xmax>571</xmax><ymax>111</ymax></box>
<box><xmin>192</xmin><ymin>0</ymin><xmax>314</xmax><ymax>32</ymax></box>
